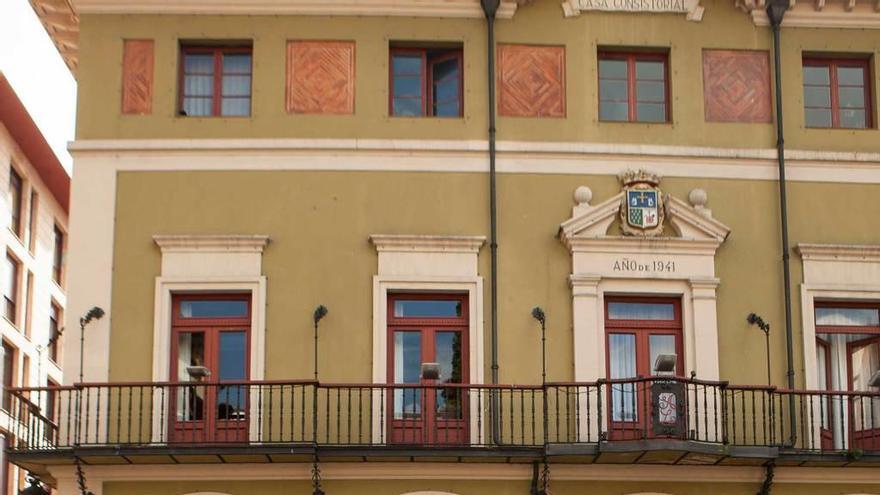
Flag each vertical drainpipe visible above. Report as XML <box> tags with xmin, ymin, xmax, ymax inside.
<box><xmin>480</xmin><ymin>0</ymin><xmax>501</xmax><ymax>443</ymax></box>
<box><xmin>766</xmin><ymin>0</ymin><xmax>797</xmax><ymax>446</ymax></box>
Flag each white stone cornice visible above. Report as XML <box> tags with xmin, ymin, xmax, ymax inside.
<box><xmin>665</xmin><ymin>195</ymin><xmax>731</xmax><ymax>243</ymax></box>
<box><xmin>558</xmin><ymin>192</ymin><xmax>623</xmax><ymax>249</ymax></box>
<box><xmin>566</xmin><ymin>236</ymin><xmax>724</xmax><ymax>256</ymax></box>
<box><xmin>738</xmin><ymin>0</ymin><xmax>880</xmax><ymax>27</ymax></box>
<box><xmin>369</xmin><ymin>234</ymin><xmax>486</xmax><ymax>254</ymax></box>
<box><xmin>153</xmin><ymin>234</ymin><xmax>270</xmax><ymax>253</ymax></box>
<box><xmin>796</xmin><ymin>243</ymin><xmax>880</xmax><ymax>262</ymax></box>
<box><xmin>70</xmin><ymin>0</ymin><xmax>520</xmax><ymax>18</ymax></box>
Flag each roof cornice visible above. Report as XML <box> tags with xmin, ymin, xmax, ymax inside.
<box><xmin>736</xmin><ymin>0</ymin><xmax>880</xmax><ymax>28</ymax></box>
<box><xmin>70</xmin><ymin>0</ymin><xmax>521</xmax><ymax>17</ymax></box>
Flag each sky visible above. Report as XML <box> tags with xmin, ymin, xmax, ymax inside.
<box><xmin>0</xmin><ymin>0</ymin><xmax>77</xmax><ymax>171</ymax></box>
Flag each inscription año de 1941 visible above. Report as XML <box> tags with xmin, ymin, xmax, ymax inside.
<box><xmin>613</xmin><ymin>258</ymin><xmax>676</xmax><ymax>273</ymax></box>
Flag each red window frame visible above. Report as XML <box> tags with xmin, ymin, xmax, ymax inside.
<box><xmin>604</xmin><ymin>296</ymin><xmax>684</xmax><ymax>377</ymax></box>
<box><xmin>815</xmin><ymin>300</ymin><xmax>880</xmax><ymax>336</ymax></box>
<box><xmin>52</xmin><ymin>224</ymin><xmax>64</xmax><ymax>285</ymax></box>
<box><xmin>48</xmin><ymin>301</ymin><xmax>62</xmax><ymax>363</ymax></box>
<box><xmin>598</xmin><ymin>51</ymin><xmax>670</xmax><ymax>123</ymax></box>
<box><xmin>3</xmin><ymin>254</ymin><xmax>19</xmax><ymax>326</ymax></box>
<box><xmin>178</xmin><ymin>45</ymin><xmax>253</xmax><ymax>118</ymax></box>
<box><xmin>389</xmin><ymin>47</ymin><xmax>463</xmax><ymax>118</ymax></box>
<box><xmin>803</xmin><ymin>57</ymin><xmax>873</xmax><ymax>129</ymax></box>
<box><xmin>1</xmin><ymin>341</ymin><xmax>15</xmax><ymax>411</ymax></box>
<box><xmin>8</xmin><ymin>167</ymin><xmax>23</xmax><ymax>238</ymax></box>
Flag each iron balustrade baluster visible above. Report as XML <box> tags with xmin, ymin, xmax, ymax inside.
<box><xmin>693</xmin><ymin>383</ymin><xmax>700</xmax><ymax>441</ymax></box>
<box><xmin>574</xmin><ymin>385</ymin><xmax>581</xmax><ymax>443</ymax></box>
<box><xmin>379</xmin><ymin>387</ymin><xmax>384</xmax><ymax>445</ymax></box>
<box><xmin>553</xmin><ymin>386</ymin><xmax>559</xmax><ymax>443</ymax></box>
<box><xmin>751</xmin><ymin>390</ymin><xmax>757</xmax><ymax>446</ymax></box>
<box><xmin>267</xmin><ymin>384</ymin><xmax>274</xmax><ymax>442</ymax></box>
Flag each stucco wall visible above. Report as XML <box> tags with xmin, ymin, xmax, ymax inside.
<box><xmin>108</xmin><ymin>170</ymin><xmax>880</xmax><ymax>388</ymax></box>
<box><xmin>74</xmin><ymin>0</ymin><xmax>880</xmax><ymax>151</ymax></box>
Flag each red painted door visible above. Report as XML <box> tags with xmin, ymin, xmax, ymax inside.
<box><xmin>170</xmin><ymin>294</ymin><xmax>251</xmax><ymax>443</ymax></box>
<box><xmin>387</xmin><ymin>294</ymin><xmax>468</xmax><ymax>445</ymax></box>
<box><xmin>848</xmin><ymin>337</ymin><xmax>880</xmax><ymax>450</ymax></box>
<box><xmin>605</xmin><ymin>297</ymin><xmax>684</xmax><ymax>441</ymax></box>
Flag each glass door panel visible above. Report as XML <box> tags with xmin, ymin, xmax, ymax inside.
<box><xmin>435</xmin><ymin>331</ymin><xmax>463</xmax><ymax>420</ymax></box>
<box><xmin>609</xmin><ymin>333</ymin><xmax>637</xmax><ymax>423</ymax></box>
<box><xmin>393</xmin><ymin>331</ymin><xmax>422</xmax><ymax>420</ymax></box>
<box><xmin>850</xmin><ymin>341</ymin><xmax>880</xmax><ymax>448</ymax></box>
<box><xmin>217</xmin><ymin>331</ymin><xmax>246</xmax><ymax>421</ymax></box>
<box><xmin>649</xmin><ymin>334</ymin><xmax>677</xmax><ymax>374</ymax></box>
<box><xmin>176</xmin><ymin>332</ymin><xmax>207</xmax><ymax>422</ymax></box>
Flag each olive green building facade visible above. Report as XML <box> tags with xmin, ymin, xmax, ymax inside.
<box><xmin>11</xmin><ymin>0</ymin><xmax>880</xmax><ymax>494</ymax></box>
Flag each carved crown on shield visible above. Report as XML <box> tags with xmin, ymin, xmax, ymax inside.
<box><xmin>619</xmin><ymin>169</ymin><xmax>666</xmax><ymax>237</ymax></box>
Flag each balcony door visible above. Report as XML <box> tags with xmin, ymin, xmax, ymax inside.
<box><xmin>170</xmin><ymin>294</ymin><xmax>250</xmax><ymax>443</ymax></box>
<box><xmin>605</xmin><ymin>297</ymin><xmax>683</xmax><ymax>441</ymax></box>
<box><xmin>387</xmin><ymin>293</ymin><xmax>468</xmax><ymax>445</ymax></box>
<box><xmin>848</xmin><ymin>336</ymin><xmax>880</xmax><ymax>450</ymax></box>
<box><xmin>815</xmin><ymin>303</ymin><xmax>880</xmax><ymax>450</ymax></box>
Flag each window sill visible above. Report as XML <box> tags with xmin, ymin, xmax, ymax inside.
<box><xmin>7</xmin><ymin>228</ymin><xmax>25</xmax><ymax>247</ymax></box>
<box><xmin>804</xmin><ymin>126</ymin><xmax>876</xmax><ymax>131</ymax></box>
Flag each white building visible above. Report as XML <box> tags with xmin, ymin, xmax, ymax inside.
<box><xmin>0</xmin><ymin>72</ymin><xmax>68</xmax><ymax>495</ymax></box>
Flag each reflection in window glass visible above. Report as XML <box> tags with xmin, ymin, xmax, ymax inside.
<box><xmin>180</xmin><ymin>300</ymin><xmax>248</xmax><ymax>319</ymax></box>
<box><xmin>608</xmin><ymin>302</ymin><xmax>675</xmax><ymax>321</ymax></box>
<box><xmin>649</xmin><ymin>334</ymin><xmax>676</xmax><ymax>374</ymax></box>
<box><xmin>435</xmin><ymin>332</ymin><xmax>463</xmax><ymax>419</ymax></box>
<box><xmin>816</xmin><ymin>307</ymin><xmax>880</xmax><ymax>326</ymax></box>
<box><xmin>393</xmin><ymin>332</ymin><xmax>422</xmax><ymax>419</ymax></box>
<box><xmin>394</xmin><ymin>300</ymin><xmax>462</xmax><ymax>318</ymax></box>
<box><xmin>217</xmin><ymin>331</ymin><xmax>247</xmax><ymax>420</ymax></box>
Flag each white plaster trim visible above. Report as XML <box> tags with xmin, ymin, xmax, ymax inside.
<box><xmin>151</xmin><ymin>277</ymin><xmax>267</xmax><ymax>443</ymax></box>
<box><xmin>68</xmin><ymin>139</ymin><xmax>880</xmax><ymax>184</ymax></box>
<box><xmin>153</xmin><ymin>234</ymin><xmax>270</xmax><ymax>253</ymax></box>
<box><xmin>371</xmin><ymin>275</ymin><xmax>484</xmax><ymax>444</ymax></box>
<box><xmin>797</xmin><ymin>243</ymin><xmax>880</xmax><ymax>262</ymax></box>
<box><xmin>796</xmin><ymin>243</ymin><xmax>880</xmax><ymax>450</ymax></box>
<box><xmin>70</xmin><ymin>0</ymin><xmax>519</xmax><ymax>18</ymax></box>
<box><xmin>749</xmin><ymin>4</ymin><xmax>880</xmax><ymax>27</ymax></box>
<box><xmin>560</xmin><ymin>189</ymin><xmax>728</xmax><ymax>441</ymax></box>
<box><xmin>46</xmin><ymin>463</ymin><xmax>880</xmax><ymax>484</ymax></box>
<box><xmin>370</xmin><ymin>235</ymin><xmax>486</xmax><ymax>254</ymax></box>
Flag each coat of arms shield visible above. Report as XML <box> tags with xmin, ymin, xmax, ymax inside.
<box><xmin>619</xmin><ymin>170</ymin><xmax>665</xmax><ymax>236</ymax></box>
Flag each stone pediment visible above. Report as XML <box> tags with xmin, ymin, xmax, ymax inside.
<box><xmin>559</xmin><ymin>185</ymin><xmax>731</xmax><ymax>252</ymax></box>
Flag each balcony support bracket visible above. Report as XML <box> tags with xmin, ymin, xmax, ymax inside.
<box><xmin>758</xmin><ymin>461</ymin><xmax>774</xmax><ymax>495</ymax></box>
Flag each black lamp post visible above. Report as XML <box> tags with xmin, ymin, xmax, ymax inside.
<box><xmin>313</xmin><ymin>305</ymin><xmax>328</xmax><ymax>381</ymax></box>
<box><xmin>79</xmin><ymin>307</ymin><xmax>105</xmax><ymax>383</ymax></box>
<box><xmin>531</xmin><ymin>307</ymin><xmax>550</xmax><ymax>495</ymax></box>
<box><xmin>531</xmin><ymin>307</ymin><xmax>547</xmax><ymax>386</ymax></box>
<box><xmin>747</xmin><ymin>313</ymin><xmax>772</xmax><ymax>386</ymax></box>
<box><xmin>311</xmin><ymin>305</ymin><xmax>328</xmax><ymax>495</ymax></box>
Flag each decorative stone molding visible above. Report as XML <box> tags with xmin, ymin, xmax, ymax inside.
<box><xmin>796</xmin><ymin>243</ymin><xmax>880</xmax><ymax>262</ymax></box>
<box><xmin>151</xmin><ymin>234</ymin><xmax>270</xmax><ymax>443</ymax></box>
<box><xmin>70</xmin><ymin>0</ymin><xmax>521</xmax><ymax>18</ymax></box>
<box><xmin>796</xmin><ymin>242</ymin><xmax>880</xmax><ymax>450</ymax></box>
<box><xmin>370</xmin><ymin>234</ymin><xmax>485</xmax><ymax>254</ymax></box>
<box><xmin>736</xmin><ymin>0</ymin><xmax>880</xmax><ymax>28</ymax></box>
<box><xmin>153</xmin><ymin>234</ymin><xmax>270</xmax><ymax>253</ymax></box>
<box><xmin>562</xmin><ymin>0</ymin><xmax>705</xmax><ymax>21</ymax></box>
<box><xmin>560</xmin><ymin>181</ymin><xmax>731</xmax><ymax>399</ymax></box>
<box><xmin>369</xmin><ymin>234</ymin><xmax>486</xmax><ymax>444</ymax></box>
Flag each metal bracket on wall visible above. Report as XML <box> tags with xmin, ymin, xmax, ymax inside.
<box><xmin>758</xmin><ymin>461</ymin><xmax>775</xmax><ymax>495</ymax></box>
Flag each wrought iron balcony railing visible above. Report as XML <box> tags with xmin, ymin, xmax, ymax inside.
<box><xmin>4</xmin><ymin>377</ymin><xmax>879</xmax><ymax>455</ymax></box>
